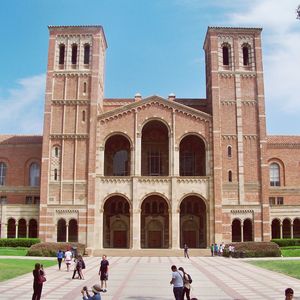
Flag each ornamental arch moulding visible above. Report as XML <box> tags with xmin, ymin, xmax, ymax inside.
<box><xmin>55</xmin><ymin>209</ymin><xmax>79</xmax><ymax>223</ymax></box>
<box><xmin>139</xmin><ymin>192</ymin><xmax>171</xmax><ymax>211</ymax></box>
<box><xmin>101</xmin><ymin>193</ymin><xmax>132</xmax><ymax>212</ymax></box>
<box><xmin>177</xmin><ymin>193</ymin><xmax>208</xmax><ymax>212</ymax></box>
<box><xmin>139</xmin><ymin>117</ymin><xmax>171</xmax><ymax>136</ymax></box>
<box><xmin>102</xmin><ymin>131</ymin><xmax>133</xmax><ymax>149</ymax></box>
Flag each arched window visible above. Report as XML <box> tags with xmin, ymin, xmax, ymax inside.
<box><xmin>57</xmin><ymin>219</ymin><xmax>66</xmax><ymax>242</ymax></box>
<box><xmin>242</xmin><ymin>45</ymin><xmax>250</xmax><ymax>66</ymax></box>
<box><xmin>0</xmin><ymin>162</ymin><xmax>7</xmax><ymax>186</ymax></box>
<box><xmin>54</xmin><ymin>169</ymin><xmax>58</xmax><ymax>181</ymax></box>
<box><xmin>227</xmin><ymin>146</ymin><xmax>232</xmax><ymax>158</ymax></box>
<box><xmin>82</xmin><ymin>110</ymin><xmax>86</xmax><ymax>122</ymax></box>
<box><xmin>71</xmin><ymin>44</ymin><xmax>78</xmax><ymax>65</ymax></box>
<box><xmin>68</xmin><ymin>219</ymin><xmax>78</xmax><ymax>242</ymax></box>
<box><xmin>59</xmin><ymin>44</ymin><xmax>65</xmax><ymax>65</ymax></box>
<box><xmin>83</xmin><ymin>82</ymin><xmax>87</xmax><ymax>94</ymax></box>
<box><xmin>7</xmin><ymin>218</ymin><xmax>16</xmax><ymax>238</ymax></box>
<box><xmin>270</xmin><ymin>163</ymin><xmax>280</xmax><ymax>186</ymax></box>
<box><xmin>84</xmin><ymin>44</ymin><xmax>90</xmax><ymax>64</ymax></box>
<box><xmin>29</xmin><ymin>219</ymin><xmax>38</xmax><ymax>238</ymax></box>
<box><xmin>228</xmin><ymin>170</ymin><xmax>233</xmax><ymax>182</ymax></box>
<box><xmin>54</xmin><ymin>147</ymin><xmax>59</xmax><ymax>157</ymax></box>
<box><xmin>29</xmin><ymin>163</ymin><xmax>40</xmax><ymax>186</ymax></box>
<box><xmin>222</xmin><ymin>45</ymin><xmax>230</xmax><ymax>66</ymax></box>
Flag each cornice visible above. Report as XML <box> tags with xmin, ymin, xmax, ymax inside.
<box><xmin>50</xmin><ymin>134</ymin><xmax>88</xmax><ymax>139</ymax></box>
<box><xmin>52</xmin><ymin>99</ymin><xmax>89</xmax><ymax>105</ymax></box>
<box><xmin>218</xmin><ymin>71</ymin><xmax>256</xmax><ymax>78</ymax></box>
<box><xmin>53</xmin><ymin>71</ymin><xmax>91</xmax><ymax>77</ymax></box>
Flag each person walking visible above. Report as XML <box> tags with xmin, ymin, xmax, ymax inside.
<box><xmin>183</xmin><ymin>244</ymin><xmax>189</xmax><ymax>259</ymax></box>
<box><xmin>32</xmin><ymin>263</ymin><xmax>46</xmax><ymax>300</ymax></box>
<box><xmin>57</xmin><ymin>249</ymin><xmax>64</xmax><ymax>270</ymax></box>
<box><xmin>170</xmin><ymin>265</ymin><xmax>184</xmax><ymax>300</ymax></box>
<box><xmin>210</xmin><ymin>244</ymin><xmax>214</xmax><ymax>256</ymax></box>
<box><xmin>99</xmin><ymin>255</ymin><xmax>109</xmax><ymax>292</ymax></box>
<box><xmin>72</xmin><ymin>255</ymin><xmax>82</xmax><ymax>279</ymax></box>
<box><xmin>178</xmin><ymin>267</ymin><xmax>191</xmax><ymax>300</ymax></box>
<box><xmin>64</xmin><ymin>247</ymin><xmax>73</xmax><ymax>272</ymax></box>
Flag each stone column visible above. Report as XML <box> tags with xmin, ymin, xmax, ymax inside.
<box><xmin>132</xmin><ymin>209</ymin><xmax>141</xmax><ymax>249</ymax></box>
<box><xmin>99</xmin><ymin>146</ymin><xmax>105</xmax><ymax>176</ymax></box>
<box><xmin>66</xmin><ymin>225</ymin><xmax>69</xmax><ymax>242</ymax></box>
<box><xmin>55</xmin><ymin>224</ymin><xmax>58</xmax><ymax>242</ymax></box>
<box><xmin>291</xmin><ymin>224</ymin><xmax>294</xmax><ymax>239</ymax></box>
<box><xmin>280</xmin><ymin>222</ymin><xmax>283</xmax><ymax>239</ymax></box>
<box><xmin>15</xmin><ymin>224</ymin><xmax>18</xmax><ymax>238</ymax></box>
<box><xmin>26</xmin><ymin>224</ymin><xmax>29</xmax><ymax>238</ymax></box>
<box><xmin>98</xmin><ymin>209</ymin><xmax>104</xmax><ymax>249</ymax></box>
<box><xmin>241</xmin><ymin>224</ymin><xmax>244</xmax><ymax>242</ymax></box>
<box><xmin>172</xmin><ymin>210</ymin><xmax>180</xmax><ymax>249</ymax></box>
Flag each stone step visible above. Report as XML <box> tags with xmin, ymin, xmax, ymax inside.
<box><xmin>91</xmin><ymin>248</ymin><xmax>211</xmax><ymax>257</ymax></box>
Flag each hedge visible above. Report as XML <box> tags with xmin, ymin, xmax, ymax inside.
<box><xmin>271</xmin><ymin>239</ymin><xmax>300</xmax><ymax>247</ymax></box>
<box><xmin>27</xmin><ymin>242</ymin><xmax>86</xmax><ymax>257</ymax></box>
<box><xmin>223</xmin><ymin>242</ymin><xmax>281</xmax><ymax>258</ymax></box>
<box><xmin>0</xmin><ymin>238</ymin><xmax>40</xmax><ymax>247</ymax></box>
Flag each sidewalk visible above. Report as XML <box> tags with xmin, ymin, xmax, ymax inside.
<box><xmin>0</xmin><ymin>256</ymin><xmax>300</xmax><ymax>299</ymax></box>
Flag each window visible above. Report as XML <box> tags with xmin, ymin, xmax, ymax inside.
<box><xmin>0</xmin><ymin>162</ymin><xmax>7</xmax><ymax>186</ymax></box>
<box><xmin>29</xmin><ymin>163</ymin><xmax>40</xmax><ymax>186</ymax></box>
<box><xmin>222</xmin><ymin>45</ymin><xmax>230</xmax><ymax>65</ymax></box>
<box><xmin>59</xmin><ymin>44</ymin><xmax>65</xmax><ymax>65</ymax></box>
<box><xmin>83</xmin><ymin>82</ymin><xmax>87</xmax><ymax>94</ymax></box>
<box><xmin>26</xmin><ymin>196</ymin><xmax>33</xmax><ymax>204</ymax></box>
<box><xmin>270</xmin><ymin>163</ymin><xmax>280</xmax><ymax>186</ymax></box>
<box><xmin>84</xmin><ymin>44</ymin><xmax>90</xmax><ymax>64</ymax></box>
<box><xmin>113</xmin><ymin>150</ymin><xmax>129</xmax><ymax>176</ymax></box>
<box><xmin>277</xmin><ymin>197</ymin><xmax>284</xmax><ymax>205</ymax></box>
<box><xmin>269</xmin><ymin>197</ymin><xmax>275</xmax><ymax>205</ymax></box>
<box><xmin>54</xmin><ymin>147</ymin><xmax>59</xmax><ymax>157</ymax></box>
<box><xmin>227</xmin><ymin>146</ymin><xmax>232</xmax><ymax>158</ymax></box>
<box><xmin>228</xmin><ymin>170</ymin><xmax>233</xmax><ymax>182</ymax></box>
<box><xmin>71</xmin><ymin>44</ymin><xmax>78</xmax><ymax>65</ymax></box>
<box><xmin>54</xmin><ymin>169</ymin><xmax>58</xmax><ymax>181</ymax></box>
<box><xmin>242</xmin><ymin>45</ymin><xmax>250</xmax><ymax>66</ymax></box>
<box><xmin>0</xmin><ymin>196</ymin><xmax>7</xmax><ymax>204</ymax></box>
<box><xmin>180</xmin><ymin>152</ymin><xmax>195</xmax><ymax>176</ymax></box>
<box><xmin>269</xmin><ymin>196</ymin><xmax>284</xmax><ymax>205</ymax></box>
<box><xmin>82</xmin><ymin>110</ymin><xmax>86</xmax><ymax>122</ymax></box>
<box><xmin>148</xmin><ymin>151</ymin><xmax>161</xmax><ymax>176</ymax></box>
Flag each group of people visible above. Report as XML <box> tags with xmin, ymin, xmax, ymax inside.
<box><xmin>210</xmin><ymin>242</ymin><xmax>226</xmax><ymax>256</ymax></box>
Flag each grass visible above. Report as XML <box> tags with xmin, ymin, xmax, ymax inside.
<box><xmin>281</xmin><ymin>248</ymin><xmax>300</xmax><ymax>257</ymax></box>
<box><xmin>248</xmin><ymin>260</ymin><xmax>300</xmax><ymax>280</ymax></box>
<box><xmin>0</xmin><ymin>259</ymin><xmax>57</xmax><ymax>282</ymax></box>
<box><xmin>0</xmin><ymin>247</ymin><xmax>28</xmax><ymax>256</ymax></box>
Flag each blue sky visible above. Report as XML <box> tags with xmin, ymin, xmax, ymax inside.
<box><xmin>0</xmin><ymin>0</ymin><xmax>299</xmax><ymax>134</ymax></box>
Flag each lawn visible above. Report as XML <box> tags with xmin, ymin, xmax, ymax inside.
<box><xmin>0</xmin><ymin>259</ymin><xmax>57</xmax><ymax>282</ymax></box>
<box><xmin>280</xmin><ymin>247</ymin><xmax>300</xmax><ymax>257</ymax></box>
<box><xmin>248</xmin><ymin>260</ymin><xmax>300</xmax><ymax>280</ymax></box>
<box><xmin>0</xmin><ymin>247</ymin><xmax>28</xmax><ymax>256</ymax></box>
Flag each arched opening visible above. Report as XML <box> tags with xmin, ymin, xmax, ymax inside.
<box><xmin>228</xmin><ymin>170</ymin><xmax>233</xmax><ymax>182</ymax></box>
<box><xmin>222</xmin><ymin>44</ymin><xmax>230</xmax><ymax>66</ymax></box>
<box><xmin>0</xmin><ymin>162</ymin><xmax>7</xmax><ymax>186</ymax></box>
<box><xmin>271</xmin><ymin>219</ymin><xmax>281</xmax><ymax>239</ymax></box>
<box><xmin>141</xmin><ymin>195</ymin><xmax>169</xmax><ymax>248</ymax></box>
<box><xmin>84</xmin><ymin>44</ymin><xmax>90</xmax><ymax>64</ymax></box>
<box><xmin>29</xmin><ymin>219</ymin><xmax>38</xmax><ymax>238</ymax></box>
<box><xmin>103</xmin><ymin>195</ymin><xmax>130</xmax><ymax>248</ymax></box>
<box><xmin>227</xmin><ymin>145</ymin><xmax>232</xmax><ymax>158</ymax></box>
<box><xmin>29</xmin><ymin>162</ymin><xmax>40</xmax><ymax>186</ymax></box>
<box><xmin>57</xmin><ymin>219</ymin><xmax>67</xmax><ymax>242</ymax></box>
<box><xmin>18</xmin><ymin>218</ymin><xmax>27</xmax><ymax>238</ymax></box>
<box><xmin>59</xmin><ymin>44</ymin><xmax>65</xmax><ymax>65</ymax></box>
<box><xmin>179</xmin><ymin>135</ymin><xmax>206</xmax><ymax>176</ymax></box>
<box><xmin>71</xmin><ymin>44</ymin><xmax>78</xmax><ymax>65</ymax></box>
<box><xmin>269</xmin><ymin>163</ymin><xmax>280</xmax><ymax>186</ymax></box>
<box><xmin>243</xmin><ymin>219</ymin><xmax>253</xmax><ymax>241</ymax></box>
<box><xmin>68</xmin><ymin>219</ymin><xmax>78</xmax><ymax>242</ymax></box>
<box><xmin>104</xmin><ymin>135</ymin><xmax>131</xmax><ymax>176</ymax></box>
<box><xmin>7</xmin><ymin>218</ymin><xmax>16</xmax><ymax>238</ymax></box>
<box><xmin>283</xmin><ymin>219</ymin><xmax>291</xmax><ymax>238</ymax></box>
<box><xmin>180</xmin><ymin>195</ymin><xmax>206</xmax><ymax>248</ymax></box>
<box><xmin>82</xmin><ymin>110</ymin><xmax>86</xmax><ymax>122</ymax></box>
<box><xmin>141</xmin><ymin>120</ymin><xmax>169</xmax><ymax>176</ymax></box>
<box><xmin>294</xmin><ymin>219</ymin><xmax>300</xmax><ymax>238</ymax></box>
<box><xmin>232</xmin><ymin>219</ymin><xmax>241</xmax><ymax>242</ymax></box>
<box><xmin>242</xmin><ymin>44</ymin><xmax>250</xmax><ymax>66</ymax></box>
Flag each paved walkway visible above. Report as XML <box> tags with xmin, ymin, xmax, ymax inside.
<box><xmin>1</xmin><ymin>256</ymin><xmax>300</xmax><ymax>299</ymax></box>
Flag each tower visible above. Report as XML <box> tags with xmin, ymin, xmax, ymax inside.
<box><xmin>39</xmin><ymin>26</ymin><xmax>107</xmax><ymax>245</ymax></box>
<box><xmin>204</xmin><ymin>27</ymin><xmax>270</xmax><ymax>242</ymax></box>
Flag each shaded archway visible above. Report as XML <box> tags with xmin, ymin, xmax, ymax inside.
<box><xmin>179</xmin><ymin>135</ymin><xmax>206</xmax><ymax>176</ymax></box>
<box><xmin>29</xmin><ymin>219</ymin><xmax>38</xmax><ymax>238</ymax></box>
<box><xmin>141</xmin><ymin>195</ymin><xmax>169</xmax><ymax>248</ymax></box>
<box><xmin>18</xmin><ymin>219</ymin><xmax>27</xmax><ymax>238</ymax></box>
<box><xmin>294</xmin><ymin>218</ymin><xmax>300</xmax><ymax>238</ymax></box>
<box><xmin>7</xmin><ymin>218</ymin><xmax>16</xmax><ymax>238</ymax></box>
<box><xmin>243</xmin><ymin>219</ymin><xmax>253</xmax><ymax>241</ymax></box>
<box><xmin>283</xmin><ymin>218</ymin><xmax>291</xmax><ymax>238</ymax></box>
<box><xmin>232</xmin><ymin>219</ymin><xmax>241</xmax><ymax>242</ymax></box>
<box><xmin>57</xmin><ymin>219</ymin><xmax>67</xmax><ymax>242</ymax></box>
<box><xmin>141</xmin><ymin>120</ymin><xmax>169</xmax><ymax>176</ymax></box>
<box><xmin>68</xmin><ymin>219</ymin><xmax>78</xmax><ymax>242</ymax></box>
<box><xmin>180</xmin><ymin>195</ymin><xmax>206</xmax><ymax>248</ymax></box>
<box><xmin>103</xmin><ymin>195</ymin><xmax>130</xmax><ymax>248</ymax></box>
<box><xmin>271</xmin><ymin>219</ymin><xmax>280</xmax><ymax>239</ymax></box>
<box><xmin>104</xmin><ymin>135</ymin><xmax>131</xmax><ymax>176</ymax></box>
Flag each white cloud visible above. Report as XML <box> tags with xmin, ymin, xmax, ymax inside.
<box><xmin>0</xmin><ymin>74</ymin><xmax>46</xmax><ymax>134</ymax></box>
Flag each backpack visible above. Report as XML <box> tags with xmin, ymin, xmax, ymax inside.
<box><xmin>187</xmin><ymin>274</ymin><xmax>192</xmax><ymax>284</ymax></box>
<box><xmin>81</xmin><ymin>259</ymin><xmax>86</xmax><ymax>269</ymax></box>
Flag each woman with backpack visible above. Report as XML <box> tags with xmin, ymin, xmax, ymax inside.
<box><xmin>178</xmin><ymin>267</ymin><xmax>192</xmax><ymax>300</ymax></box>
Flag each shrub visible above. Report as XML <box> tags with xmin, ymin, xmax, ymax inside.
<box><xmin>271</xmin><ymin>239</ymin><xmax>300</xmax><ymax>247</ymax></box>
<box><xmin>27</xmin><ymin>242</ymin><xmax>86</xmax><ymax>257</ymax></box>
<box><xmin>223</xmin><ymin>242</ymin><xmax>281</xmax><ymax>258</ymax></box>
<box><xmin>0</xmin><ymin>238</ymin><xmax>40</xmax><ymax>247</ymax></box>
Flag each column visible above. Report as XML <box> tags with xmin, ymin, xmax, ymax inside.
<box><xmin>98</xmin><ymin>210</ymin><xmax>104</xmax><ymax>249</ymax></box>
<box><xmin>15</xmin><ymin>224</ymin><xmax>18</xmax><ymax>238</ymax></box>
<box><xmin>280</xmin><ymin>222</ymin><xmax>283</xmax><ymax>239</ymax></box>
<box><xmin>291</xmin><ymin>224</ymin><xmax>294</xmax><ymax>239</ymax></box>
<box><xmin>132</xmin><ymin>209</ymin><xmax>141</xmax><ymax>249</ymax></box>
<box><xmin>66</xmin><ymin>224</ymin><xmax>69</xmax><ymax>242</ymax></box>
<box><xmin>55</xmin><ymin>224</ymin><xmax>58</xmax><ymax>242</ymax></box>
<box><xmin>26</xmin><ymin>224</ymin><xmax>29</xmax><ymax>238</ymax></box>
<box><xmin>241</xmin><ymin>224</ymin><xmax>244</xmax><ymax>242</ymax></box>
<box><xmin>172</xmin><ymin>210</ymin><xmax>180</xmax><ymax>249</ymax></box>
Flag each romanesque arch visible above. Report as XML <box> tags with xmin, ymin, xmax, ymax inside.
<box><xmin>57</xmin><ymin>218</ymin><xmax>67</xmax><ymax>242</ymax></box>
<box><xmin>141</xmin><ymin>195</ymin><xmax>169</xmax><ymax>248</ymax></box>
<box><xmin>180</xmin><ymin>195</ymin><xmax>207</xmax><ymax>248</ymax></box>
<box><xmin>141</xmin><ymin>120</ymin><xmax>169</xmax><ymax>176</ymax></box>
<box><xmin>243</xmin><ymin>219</ymin><xmax>253</xmax><ymax>241</ymax></box>
<box><xmin>7</xmin><ymin>218</ymin><xmax>16</xmax><ymax>238</ymax></box>
<box><xmin>18</xmin><ymin>218</ymin><xmax>27</xmax><ymax>238</ymax></box>
<box><xmin>232</xmin><ymin>219</ymin><xmax>241</xmax><ymax>242</ymax></box>
<box><xmin>283</xmin><ymin>218</ymin><xmax>291</xmax><ymax>238</ymax></box>
<box><xmin>29</xmin><ymin>219</ymin><xmax>38</xmax><ymax>238</ymax></box>
<box><xmin>271</xmin><ymin>219</ymin><xmax>280</xmax><ymax>239</ymax></box>
<box><xmin>294</xmin><ymin>218</ymin><xmax>300</xmax><ymax>238</ymax></box>
<box><xmin>103</xmin><ymin>195</ymin><xmax>130</xmax><ymax>248</ymax></box>
<box><xmin>68</xmin><ymin>219</ymin><xmax>78</xmax><ymax>242</ymax></box>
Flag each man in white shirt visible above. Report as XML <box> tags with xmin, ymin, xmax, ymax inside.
<box><xmin>170</xmin><ymin>265</ymin><xmax>184</xmax><ymax>300</ymax></box>
<box><xmin>64</xmin><ymin>248</ymin><xmax>73</xmax><ymax>272</ymax></box>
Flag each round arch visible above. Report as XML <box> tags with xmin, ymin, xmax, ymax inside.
<box><xmin>7</xmin><ymin>218</ymin><xmax>16</xmax><ymax>238</ymax></box>
<box><xmin>18</xmin><ymin>218</ymin><xmax>27</xmax><ymax>238</ymax></box>
<box><xmin>140</xmin><ymin>117</ymin><xmax>171</xmax><ymax>135</ymax></box>
<box><xmin>28</xmin><ymin>219</ymin><xmax>38</xmax><ymax>238</ymax></box>
<box><xmin>57</xmin><ymin>218</ymin><xmax>67</xmax><ymax>242</ymax></box>
<box><xmin>140</xmin><ymin>192</ymin><xmax>171</xmax><ymax>212</ymax></box>
<box><xmin>271</xmin><ymin>218</ymin><xmax>281</xmax><ymax>239</ymax></box>
<box><xmin>68</xmin><ymin>219</ymin><xmax>78</xmax><ymax>242</ymax></box>
<box><xmin>268</xmin><ymin>158</ymin><xmax>285</xmax><ymax>186</ymax></box>
<box><xmin>283</xmin><ymin>218</ymin><xmax>291</xmax><ymax>238</ymax></box>
<box><xmin>232</xmin><ymin>218</ymin><xmax>241</xmax><ymax>242</ymax></box>
<box><xmin>243</xmin><ymin>218</ymin><xmax>253</xmax><ymax>241</ymax></box>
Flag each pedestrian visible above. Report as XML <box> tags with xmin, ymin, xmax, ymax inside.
<box><xmin>214</xmin><ymin>243</ymin><xmax>218</xmax><ymax>256</ymax></box>
<box><xmin>170</xmin><ymin>265</ymin><xmax>184</xmax><ymax>300</ymax></box>
<box><xmin>285</xmin><ymin>288</ymin><xmax>294</xmax><ymax>300</ymax></box>
<box><xmin>178</xmin><ymin>267</ymin><xmax>191</xmax><ymax>300</ymax></box>
<box><xmin>219</xmin><ymin>243</ymin><xmax>223</xmax><ymax>256</ymax></box>
<box><xmin>79</xmin><ymin>255</ymin><xmax>86</xmax><ymax>280</ymax></box>
<box><xmin>72</xmin><ymin>255</ymin><xmax>82</xmax><ymax>279</ymax></box>
<box><xmin>99</xmin><ymin>255</ymin><xmax>109</xmax><ymax>292</ymax></box>
<box><xmin>210</xmin><ymin>243</ymin><xmax>214</xmax><ymax>256</ymax></box>
<box><xmin>57</xmin><ymin>249</ymin><xmax>64</xmax><ymax>270</ymax></box>
<box><xmin>81</xmin><ymin>284</ymin><xmax>102</xmax><ymax>300</ymax></box>
<box><xmin>64</xmin><ymin>247</ymin><xmax>73</xmax><ymax>272</ymax></box>
<box><xmin>184</xmin><ymin>243</ymin><xmax>189</xmax><ymax>259</ymax></box>
<box><xmin>32</xmin><ymin>263</ymin><xmax>46</xmax><ymax>300</ymax></box>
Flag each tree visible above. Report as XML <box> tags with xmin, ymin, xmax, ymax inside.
<box><xmin>297</xmin><ymin>5</ymin><xmax>300</xmax><ymax>19</ymax></box>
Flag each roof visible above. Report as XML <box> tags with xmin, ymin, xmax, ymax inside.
<box><xmin>267</xmin><ymin>135</ymin><xmax>300</xmax><ymax>146</ymax></box>
<box><xmin>0</xmin><ymin>135</ymin><xmax>43</xmax><ymax>145</ymax></box>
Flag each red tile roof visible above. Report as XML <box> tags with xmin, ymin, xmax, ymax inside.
<box><xmin>267</xmin><ymin>135</ymin><xmax>300</xmax><ymax>145</ymax></box>
<box><xmin>0</xmin><ymin>135</ymin><xmax>43</xmax><ymax>145</ymax></box>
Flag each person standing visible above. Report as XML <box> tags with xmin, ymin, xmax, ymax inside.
<box><xmin>32</xmin><ymin>263</ymin><xmax>46</xmax><ymax>300</ymax></box>
<box><xmin>178</xmin><ymin>267</ymin><xmax>191</xmax><ymax>300</ymax></box>
<box><xmin>64</xmin><ymin>247</ymin><xmax>73</xmax><ymax>272</ymax></box>
<box><xmin>99</xmin><ymin>255</ymin><xmax>109</xmax><ymax>292</ymax></box>
<box><xmin>170</xmin><ymin>265</ymin><xmax>184</xmax><ymax>300</ymax></box>
<box><xmin>210</xmin><ymin>244</ymin><xmax>214</xmax><ymax>256</ymax></box>
<box><xmin>183</xmin><ymin>244</ymin><xmax>189</xmax><ymax>259</ymax></box>
<box><xmin>72</xmin><ymin>256</ymin><xmax>82</xmax><ymax>279</ymax></box>
<box><xmin>81</xmin><ymin>284</ymin><xmax>102</xmax><ymax>300</ymax></box>
<box><xmin>57</xmin><ymin>249</ymin><xmax>64</xmax><ymax>270</ymax></box>
<box><xmin>285</xmin><ymin>288</ymin><xmax>294</xmax><ymax>300</ymax></box>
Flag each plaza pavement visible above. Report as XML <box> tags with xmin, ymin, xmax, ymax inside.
<box><xmin>1</xmin><ymin>256</ymin><xmax>300</xmax><ymax>299</ymax></box>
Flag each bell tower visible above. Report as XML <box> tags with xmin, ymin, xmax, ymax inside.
<box><xmin>39</xmin><ymin>26</ymin><xmax>107</xmax><ymax>244</ymax></box>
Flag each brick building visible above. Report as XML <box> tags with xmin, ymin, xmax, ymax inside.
<box><xmin>0</xmin><ymin>25</ymin><xmax>299</xmax><ymax>253</ymax></box>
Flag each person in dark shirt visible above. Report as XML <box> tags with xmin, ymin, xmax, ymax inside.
<box><xmin>98</xmin><ymin>255</ymin><xmax>109</xmax><ymax>292</ymax></box>
<box><xmin>57</xmin><ymin>249</ymin><xmax>64</xmax><ymax>270</ymax></box>
<box><xmin>32</xmin><ymin>263</ymin><xmax>46</xmax><ymax>300</ymax></box>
